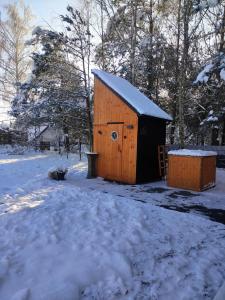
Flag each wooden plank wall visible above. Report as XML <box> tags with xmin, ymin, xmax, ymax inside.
<box><xmin>93</xmin><ymin>78</ymin><xmax>138</xmax><ymax>184</ymax></box>
<box><xmin>167</xmin><ymin>155</ymin><xmax>216</xmax><ymax>191</ymax></box>
<box><xmin>167</xmin><ymin>156</ymin><xmax>202</xmax><ymax>191</ymax></box>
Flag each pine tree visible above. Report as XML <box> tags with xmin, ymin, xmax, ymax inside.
<box><xmin>11</xmin><ymin>26</ymin><xmax>88</xmax><ymax>147</ymax></box>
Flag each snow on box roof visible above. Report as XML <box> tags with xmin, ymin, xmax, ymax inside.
<box><xmin>92</xmin><ymin>69</ymin><xmax>172</xmax><ymax>121</ymax></box>
<box><xmin>168</xmin><ymin>149</ymin><xmax>217</xmax><ymax>157</ymax></box>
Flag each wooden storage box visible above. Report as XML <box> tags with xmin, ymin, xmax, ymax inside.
<box><xmin>167</xmin><ymin>150</ymin><xmax>217</xmax><ymax>192</ymax></box>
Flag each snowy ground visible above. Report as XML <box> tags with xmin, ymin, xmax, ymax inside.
<box><xmin>0</xmin><ymin>148</ymin><xmax>225</xmax><ymax>300</ymax></box>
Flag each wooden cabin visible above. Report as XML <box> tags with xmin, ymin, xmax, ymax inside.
<box><xmin>92</xmin><ymin>69</ymin><xmax>172</xmax><ymax>184</ymax></box>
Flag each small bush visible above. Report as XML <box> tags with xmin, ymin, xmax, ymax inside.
<box><xmin>48</xmin><ymin>167</ymin><xmax>68</xmax><ymax>180</ymax></box>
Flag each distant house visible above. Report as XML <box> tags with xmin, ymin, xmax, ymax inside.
<box><xmin>92</xmin><ymin>69</ymin><xmax>172</xmax><ymax>184</ymax></box>
<box><xmin>29</xmin><ymin>126</ymin><xmax>64</xmax><ymax>151</ymax></box>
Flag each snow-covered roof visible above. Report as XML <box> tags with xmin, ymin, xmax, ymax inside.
<box><xmin>92</xmin><ymin>69</ymin><xmax>172</xmax><ymax>121</ymax></box>
<box><xmin>168</xmin><ymin>149</ymin><xmax>217</xmax><ymax>157</ymax></box>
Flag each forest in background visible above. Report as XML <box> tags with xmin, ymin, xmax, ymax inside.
<box><xmin>1</xmin><ymin>0</ymin><xmax>225</xmax><ymax>149</ymax></box>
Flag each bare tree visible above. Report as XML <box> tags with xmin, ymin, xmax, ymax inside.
<box><xmin>0</xmin><ymin>0</ymin><xmax>33</xmax><ymax>105</ymax></box>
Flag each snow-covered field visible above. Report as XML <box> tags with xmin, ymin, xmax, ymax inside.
<box><xmin>0</xmin><ymin>147</ymin><xmax>225</xmax><ymax>300</ymax></box>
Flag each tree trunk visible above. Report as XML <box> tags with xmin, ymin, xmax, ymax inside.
<box><xmin>211</xmin><ymin>127</ymin><xmax>219</xmax><ymax>145</ymax></box>
<box><xmin>221</xmin><ymin>118</ymin><xmax>225</xmax><ymax>145</ymax></box>
<box><xmin>100</xmin><ymin>0</ymin><xmax>106</xmax><ymax>70</ymax></box>
<box><xmin>170</xmin><ymin>0</ymin><xmax>181</xmax><ymax>145</ymax></box>
<box><xmin>83</xmin><ymin>1</ymin><xmax>93</xmax><ymax>151</ymax></box>
<box><xmin>130</xmin><ymin>0</ymin><xmax>138</xmax><ymax>84</ymax></box>
<box><xmin>79</xmin><ymin>137</ymin><xmax>82</xmax><ymax>161</ymax></box>
<box><xmin>170</xmin><ymin>123</ymin><xmax>176</xmax><ymax>145</ymax></box>
<box><xmin>178</xmin><ymin>0</ymin><xmax>191</xmax><ymax>148</ymax></box>
<box><xmin>219</xmin><ymin>5</ymin><xmax>225</xmax><ymax>52</ymax></box>
<box><xmin>146</xmin><ymin>0</ymin><xmax>154</xmax><ymax>97</ymax></box>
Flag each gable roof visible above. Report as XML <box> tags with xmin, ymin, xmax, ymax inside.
<box><xmin>32</xmin><ymin>126</ymin><xmax>49</xmax><ymax>141</ymax></box>
<box><xmin>92</xmin><ymin>69</ymin><xmax>172</xmax><ymax>121</ymax></box>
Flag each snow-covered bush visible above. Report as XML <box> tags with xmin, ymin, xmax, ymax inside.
<box><xmin>0</xmin><ymin>145</ymin><xmax>33</xmax><ymax>155</ymax></box>
<box><xmin>48</xmin><ymin>167</ymin><xmax>68</xmax><ymax>180</ymax></box>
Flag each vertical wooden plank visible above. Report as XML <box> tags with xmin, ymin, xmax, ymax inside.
<box><xmin>105</xmin><ymin>124</ymin><xmax>123</xmax><ymax>181</ymax></box>
<box><xmin>93</xmin><ymin>124</ymin><xmax>108</xmax><ymax>177</ymax></box>
<box><xmin>121</xmin><ymin>123</ymin><xmax>138</xmax><ymax>184</ymax></box>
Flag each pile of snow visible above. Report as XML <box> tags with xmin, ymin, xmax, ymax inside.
<box><xmin>193</xmin><ymin>0</ymin><xmax>219</xmax><ymax>11</ymax></box>
<box><xmin>48</xmin><ymin>166</ymin><xmax>68</xmax><ymax>173</ymax></box>
<box><xmin>194</xmin><ymin>54</ymin><xmax>225</xmax><ymax>84</ymax></box>
<box><xmin>220</xmin><ymin>68</ymin><xmax>225</xmax><ymax>81</ymax></box>
<box><xmin>201</xmin><ymin>0</ymin><xmax>218</xmax><ymax>8</ymax></box>
<box><xmin>1</xmin><ymin>184</ymin><xmax>225</xmax><ymax>300</ymax></box>
<box><xmin>168</xmin><ymin>149</ymin><xmax>217</xmax><ymax>157</ymax></box>
<box><xmin>207</xmin><ymin>116</ymin><xmax>218</xmax><ymax>122</ymax></box>
<box><xmin>194</xmin><ymin>63</ymin><xmax>214</xmax><ymax>83</ymax></box>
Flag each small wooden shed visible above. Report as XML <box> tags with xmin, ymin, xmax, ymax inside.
<box><xmin>92</xmin><ymin>69</ymin><xmax>172</xmax><ymax>184</ymax></box>
<box><xmin>167</xmin><ymin>149</ymin><xmax>217</xmax><ymax>192</ymax></box>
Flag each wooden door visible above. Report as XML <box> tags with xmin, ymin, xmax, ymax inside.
<box><xmin>105</xmin><ymin>123</ymin><xmax>123</xmax><ymax>181</ymax></box>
